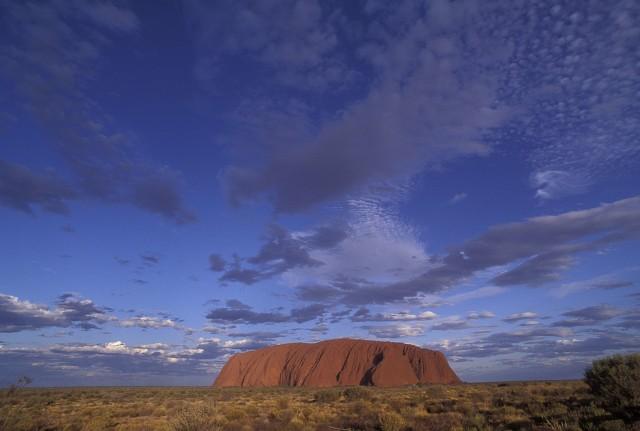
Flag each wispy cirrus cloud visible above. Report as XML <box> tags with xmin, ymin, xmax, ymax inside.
<box><xmin>551</xmin><ymin>271</ymin><xmax>636</xmax><ymax>298</ymax></box>
<box><xmin>335</xmin><ymin>196</ymin><xmax>640</xmax><ymax>304</ymax></box>
<box><xmin>552</xmin><ymin>305</ymin><xmax>624</xmax><ymax>328</ymax></box>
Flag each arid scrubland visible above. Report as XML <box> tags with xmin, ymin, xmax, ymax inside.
<box><xmin>1</xmin><ymin>380</ymin><xmax>637</xmax><ymax>431</ymax></box>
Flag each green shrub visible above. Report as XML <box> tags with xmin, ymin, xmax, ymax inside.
<box><xmin>585</xmin><ymin>353</ymin><xmax>640</xmax><ymax>422</ymax></box>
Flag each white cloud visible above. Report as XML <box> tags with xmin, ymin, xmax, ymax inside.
<box><xmin>387</xmin><ymin>311</ymin><xmax>437</xmax><ymax>321</ymax></box>
<box><xmin>284</xmin><ymin>189</ymin><xmax>431</xmax><ymax>287</ymax></box>
<box><xmin>119</xmin><ymin>316</ymin><xmax>183</xmax><ymax>331</ymax></box>
<box><xmin>449</xmin><ymin>193</ymin><xmax>467</xmax><ymax>204</ymax></box>
<box><xmin>467</xmin><ymin>311</ymin><xmax>495</xmax><ymax>320</ymax></box>
<box><xmin>366</xmin><ymin>324</ymin><xmax>424</xmax><ymax>338</ymax></box>
<box><xmin>0</xmin><ymin>292</ymin><xmax>192</xmax><ymax>334</ymax></box>
<box><xmin>0</xmin><ymin>293</ymin><xmax>110</xmax><ymax>332</ymax></box>
<box><xmin>531</xmin><ymin>170</ymin><xmax>588</xmax><ymax>200</ymax></box>
<box><xmin>503</xmin><ymin>312</ymin><xmax>538</xmax><ymax>322</ymax></box>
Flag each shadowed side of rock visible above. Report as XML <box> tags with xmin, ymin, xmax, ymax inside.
<box><xmin>214</xmin><ymin>338</ymin><xmax>461</xmax><ymax>387</ymax></box>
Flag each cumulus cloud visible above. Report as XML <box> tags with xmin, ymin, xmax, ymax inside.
<box><xmin>0</xmin><ymin>293</ymin><xmax>194</xmax><ymax>334</ymax></box>
<box><xmin>0</xmin><ymin>293</ymin><xmax>110</xmax><ymax>332</ymax></box>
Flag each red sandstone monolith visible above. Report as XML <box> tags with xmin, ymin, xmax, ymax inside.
<box><xmin>214</xmin><ymin>338</ymin><xmax>461</xmax><ymax>387</ymax></box>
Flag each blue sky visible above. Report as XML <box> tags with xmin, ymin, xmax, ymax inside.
<box><xmin>0</xmin><ymin>0</ymin><xmax>639</xmax><ymax>386</ymax></box>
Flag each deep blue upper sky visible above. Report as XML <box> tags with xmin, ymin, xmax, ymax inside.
<box><xmin>0</xmin><ymin>0</ymin><xmax>639</xmax><ymax>386</ymax></box>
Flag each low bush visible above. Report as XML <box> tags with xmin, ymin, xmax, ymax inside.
<box><xmin>378</xmin><ymin>410</ymin><xmax>405</xmax><ymax>431</ymax></box>
<box><xmin>585</xmin><ymin>353</ymin><xmax>640</xmax><ymax>422</ymax></box>
<box><xmin>171</xmin><ymin>404</ymin><xmax>223</xmax><ymax>431</ymax></box>
<box><xmin>314</xmin><ymin>389</ymin><xmax>341</xmax><ymax>403</ymax></box>
<box><xmin>343</xmin><ymin>386</ymin><xmax>372</xmax><ymax>401</ymax></box>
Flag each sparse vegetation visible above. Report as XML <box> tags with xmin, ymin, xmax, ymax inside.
<box><xmin>6</xmin><ymin>376</ymin><xmax>32</xmax><ymax>397</ymax></box>
<box><xmin>1</xmin><ymin>380</ymin><xmax>639</xmax><ymax>430</ymax></box>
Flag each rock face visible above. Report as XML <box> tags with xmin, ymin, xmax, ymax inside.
<box><xmin>214</xmin><ymin>338</ymin><xmax>461</xmax><ymax>387</ymax></box>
